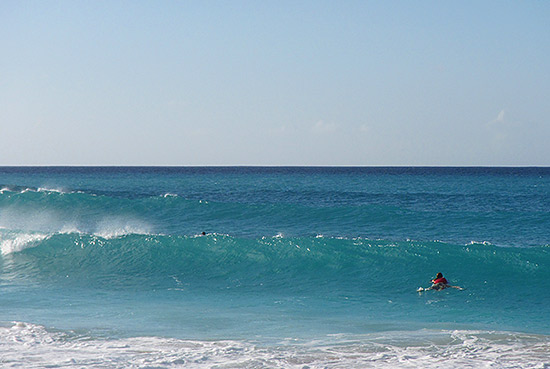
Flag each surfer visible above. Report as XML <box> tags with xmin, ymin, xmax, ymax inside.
<box><xmin>417</xmin><ymin>272</ymin><xmax>463</xmax><ymax>292</ymax></box>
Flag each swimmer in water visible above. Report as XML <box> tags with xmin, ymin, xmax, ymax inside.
<box><xmin>417</xmin><ymin>273</ymin><xmax>464</xmax><ymax>292</ymax></box>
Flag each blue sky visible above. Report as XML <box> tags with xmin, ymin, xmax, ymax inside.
<box><xmin>1</xmin><ymin>1</ymin><xmax>549</xmax><ymax>165</ymax></box>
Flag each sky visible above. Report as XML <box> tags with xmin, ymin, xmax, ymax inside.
<box><xmin>1</xmin><ymin>1</ymin><xmax>549</xmax><ymax>166</ymax></box>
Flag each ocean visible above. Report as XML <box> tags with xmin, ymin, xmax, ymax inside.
<box><xmin>1</xmin><ymin>166</ymin><xmax>549</xmax><ymax>368</ymax></box>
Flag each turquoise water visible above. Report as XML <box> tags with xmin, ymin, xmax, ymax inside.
<box><xmin>1</xmin><ymin>167</ymin><xmax>549</xmax><ymax>368</ymax></box>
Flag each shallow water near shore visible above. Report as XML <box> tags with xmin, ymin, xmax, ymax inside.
<box><xmin>1</xmin><ymin>167</ymin><xmax>549</xmax><ymax>367</ymax></box>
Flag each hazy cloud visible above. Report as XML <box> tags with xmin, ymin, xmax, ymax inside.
<box><xmin>489</xmin><ymin>110</ymin><xmax>506</xmax><ymax>126</ymax></box>
<box><xmin>312</xmin><ymin>120</ymin><xmax>337</xmax><ymax>134</ymax></box>
<box><xmin>268</xmin><ymin>125</ymin><xmax>290</xmax><ymax>135</ymax></box>
<box><xmin>359</xmin><ymin>124</ymin><xmax>370</xmax><ymax>133</ymax></box>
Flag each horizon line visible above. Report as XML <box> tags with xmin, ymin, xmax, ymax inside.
<box><xmin>1</xmin><ymin>164</ymin><xmax>549</xmax><ymax>168</ymax></box>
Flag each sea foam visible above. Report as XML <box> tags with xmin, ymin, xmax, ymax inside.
<box><xmin>0</xmin><ymin>233</ymin><xmax>49</xmax><ymax>255</ymax></box>
<box><xmin>1</xmin><ymin>323</ymin><xmax>549</xmax><ymax>369</ymax></box>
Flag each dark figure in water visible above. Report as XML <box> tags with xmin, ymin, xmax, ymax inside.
<box><xmin>418</xmin><ymin>272</ymin><xmax>464</xmax><ymax>292</ymax></box>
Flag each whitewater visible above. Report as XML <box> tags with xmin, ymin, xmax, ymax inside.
<box><xmin>1</xmin><ymin>167</ymin><xmax>549</xmax><ymax>368</ymax></box>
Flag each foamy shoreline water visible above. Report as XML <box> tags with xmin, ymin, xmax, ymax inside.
<box><xmin>1</xmin><ymin>322</ymin><xmax>549</xmax><ymax>369</ymax></box>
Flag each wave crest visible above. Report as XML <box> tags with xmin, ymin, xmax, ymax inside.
<box><xmin>0</xmin><ymin>232</ymin><xmax>49</xmax><ymax>255</ymax></box>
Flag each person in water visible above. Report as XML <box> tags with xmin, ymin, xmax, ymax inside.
<box><xmin>430</xmin><ymin>272</ymin><xmax>449</xmax><ymax>290</ymax></box>
<box><xmin>419</xmin><ymin>272</ymin><xmax>463</xmax><ymax>291</ymax></box>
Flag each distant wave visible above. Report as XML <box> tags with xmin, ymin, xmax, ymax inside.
<box><xmin>0</xmin><ymin>185</ymin><xmax>77</xmax><ymax>195</ymax></box>
<box><xmin>2</xmin><ymin>180</ymin><xmax>550</xmax><ymax>248</ymax></box>
<box><xmin>0</xmin><ymin>183</ymin><xmax>184</xmax><ymax>200</ymax></box>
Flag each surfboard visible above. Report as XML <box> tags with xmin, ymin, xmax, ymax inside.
<box><xmin>417</xmin><ymin>285</ymin><xmax>464</xmax><ymax>292</ymax></box>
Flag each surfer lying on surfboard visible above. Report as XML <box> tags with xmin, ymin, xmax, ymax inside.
<box><xmin>417</xmin><ymin>272</ymin><xmax>464</xmax><ymax>292</ymax></box>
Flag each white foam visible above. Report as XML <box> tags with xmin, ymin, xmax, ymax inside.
<box><xmin>467</xmin><ymin>240</ymin><xmax>493</xmax><ymax>246</ymax></box>
<box><xmin>1</xmin><ymin>324</ymin><xmax>549</xmax><ymax>369</ymax></box>
<box><xmin>59</xmin><ymin>225</ymin><xmax>82</xmax><ymax>234</ymax></box>
<box><xmin>0</xmin><ymin>233</ymin><xmax>48</xmax><ymax>255</ymax></box>
<box><xmin>0</xmin><ymin>186</ymin><xmax>77</xmax><ymax>195</ymax></box>
<box><xmin>0</xmin><ymin>212</ymin><xmax>154</xmax><ymax>250</ymax></box>
<box><xmin>37</xmin><ymin>187</ymin><xmax>66</xmax><ymax>194</ymax></box>
<box><xmin>162</xmin><ymin>193</ymin><xmax>178</xmax><ymax>198</ymax></box>
<box><xmin>93</xmin><ymin>228</ymin><xmax>149</xmax><ymax>239</ymax></box>
<box><xmin>93</xmin><ymin>219</ymin><xmax>152</xmax><ymax>239</ymax></box>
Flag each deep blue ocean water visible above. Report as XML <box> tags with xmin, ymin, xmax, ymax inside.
<box><xmin>1</xmin><ymin>167</ymin><xmax>549</xmax><ymax>368</ymax></box>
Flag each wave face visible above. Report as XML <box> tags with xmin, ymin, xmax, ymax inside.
<box><xmin>2</xmin><ymin>231</ymin><xmax>549</xmax><ymax>335</ymax></box>
<box><xmin>1</xmin><ymin>231</ymin><xmax>548</xmax><ymax>295</ymax></box>
<box><xmin>1</xmin><ymin>167</ymin><xmax>550</xmax><ymax>366</ymax></box>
